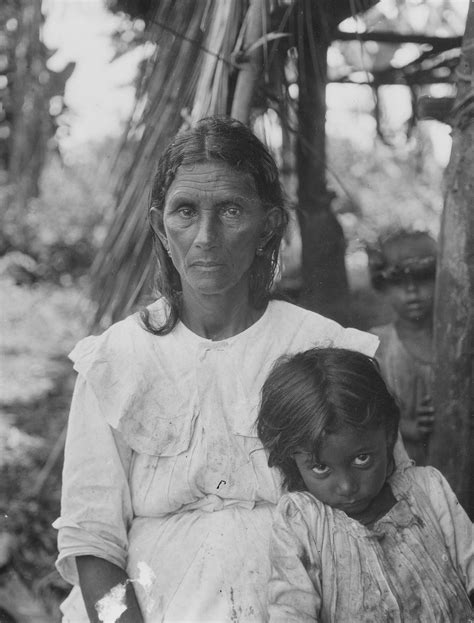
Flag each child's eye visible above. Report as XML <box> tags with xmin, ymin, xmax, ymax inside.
<box><xmin>311</xmin><ymin>463</ymin><xmax>330</xmax><ymax>475</ymax></box>
<box><xmin>353</xmin><ymin>454</ymin><xmax>371</xmax><ymax>467</ymax></box>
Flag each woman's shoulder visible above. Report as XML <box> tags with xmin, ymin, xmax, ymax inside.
<box><xmin>68</xmin><ymin>298</ymin><xmax>196</xmax><ymax>455</ymax></box>
<box><xmin>268</xmin><ymin>300</ymin><xmax>379</xmax><ymax>357</ymax></box>
<box><xmin>268</xmin><ymin>299</ymin><xmax>337</xmax><ymax>326</ymax></box>
<box><xmin>69</xmin><ymin>298</ymin><xmax>169</xmax><ymax>369</ymax></box>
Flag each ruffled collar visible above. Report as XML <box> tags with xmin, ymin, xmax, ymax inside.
<box><xmin>336</xmin><ymin>496</ymin><xmax>421</xmax><ymax>541</ymax></box>
<box><xmin>333</xmin><ymin>467</ymin><xmax>423</xmax><ymax>540</ymax></box>
<box><xmin>173</xmin><ymin>301</ymin><xmax>273</xmax><ymax>346</ymax></box>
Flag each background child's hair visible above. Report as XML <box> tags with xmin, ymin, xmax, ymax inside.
<box><xmin>367</xmin><ymin>229</ymin><xmax>437</xmax><ymax>291</ymax></box>
<box><xmin>257</xmin><ymin>348</ymin><xmax>400</xmax><ymax>491</ymax></box>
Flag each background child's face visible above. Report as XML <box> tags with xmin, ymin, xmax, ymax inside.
<box><xmin>382</xmin><ymin>236</ymin><xmax>435</xmax><ymax>323</ymax></box>
<box><xmin>385</xmin><ymin>278</ymin><xmax>434</xmax><ymax>323</ymax></box>
<box><xmin>294</xmin><ymin>427</ymin><xmax>389</xmax><ymax>521</ymax></box>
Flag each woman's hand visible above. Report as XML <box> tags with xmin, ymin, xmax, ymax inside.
<box><xmin>77</xmin><ymin>556</ymin><xmax>144</xmax><ymax>623</ymax></box>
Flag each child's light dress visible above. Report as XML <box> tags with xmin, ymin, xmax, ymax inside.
<box><xmin>54</xmin><ymin>299</ymin><xmax>385</xmax><ymax>622</ymax></box>
<box><xmin>371</xmin><ymin>323</ymin><xmax>433</xmax><ymax>465</ymax></box>
<box><xmin>268</xmin><ymin>465</ymin><xmax>474</xmax><ymax>622</ymax></box>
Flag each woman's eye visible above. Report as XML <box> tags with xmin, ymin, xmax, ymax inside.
<box><xmin>311</xmin><ymin>463</ymin><xmax>330</xmax><ymax>475</ymax></box>
<box><xmin>353</xmin><ymin>454</ymin><xmax>371</xmax><ymax>467</ymax></box>
<box><xmin>221</xmin><ymin>206</ymin><xmax>241</xmax><ymax>218</ymax></box>
<box><xmin>177</xmin><ymin>206</ymin><xmax>195</xmax><ymax>218</ymax></box>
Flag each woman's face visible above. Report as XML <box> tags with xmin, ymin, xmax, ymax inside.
<box><xmin>154</xmin><ymin>161</ymin><xmax>276</xmax><ymax>298</ymax></box>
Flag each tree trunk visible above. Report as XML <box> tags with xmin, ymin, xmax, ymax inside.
<box><xmin>428</xmin><ymin>2</ymin><xmax>474</xmax><ymax>517</ymax></box>
<box><xmin>9</xmin><ymin>0</ymin><xmax>48</xmax><ymax>207</ymax></box>
<box><xmin>230</xmin><ymin>0</ymin><xmax>264</xmax><ymax>124</ymax></box>
<box><xmin>296</xmin><ymin>6</ymin><xmax>351</xmax><ymax>325</ymax></box>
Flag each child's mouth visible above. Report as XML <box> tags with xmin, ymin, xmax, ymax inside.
<box><xmin>338</xmin><ymin>499</ymin><xmax>368</xmax><ymax>513</ymax></box>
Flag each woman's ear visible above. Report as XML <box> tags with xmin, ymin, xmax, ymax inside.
<box><xmin>150</xmin><ymin>207</ymin><xmax>168</xmax><ymax>250</ymax></box>
<box><xmin>259</xmin><ymin>207</ymin><xmax>283</xmax><ymax>247</ymax></box>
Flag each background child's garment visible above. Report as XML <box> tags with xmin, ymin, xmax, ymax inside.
<box><xmin>371</xmin><ymin>323</ymin><xmax>433</xmax><ymax>465</ymax></box>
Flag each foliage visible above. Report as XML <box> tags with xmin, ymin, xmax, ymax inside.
<box><xmin>0</xmin><ymin>0</ymin><xmax>74</xmax><ymax>194</ymax></box>
<box><xmin>0</xmin><ymin>279</ymin><xmax>92</xmax><ymax>618</ymax></box>
<box><xmin>328</xmin><ymin>124</ymin><xmax>443</xmax><ymax>249</ymax></box>
<box><xmin>0</xmin><ymin>143</ymin><xmax>116</xmax><ymax>285</ymax></box>
<box><xmin>0</xmin><ymin>128</ymin><xmax>115</xmax><ymax>619</ymax></box>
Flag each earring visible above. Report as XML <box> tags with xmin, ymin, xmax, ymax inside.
<box><xmin>256</xmin><ymin>245</ymin><xmax>265</xmax><ymax>256</ymax></box>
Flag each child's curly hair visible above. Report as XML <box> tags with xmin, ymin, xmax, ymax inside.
<box><xmin>366</xmin><ymin>229</ymin><xmax>437</xmax><ymax>291</ymax></box>
<box><xmin>256</xmin><ymin>348</ymin><xmax>400</xmax><ymax>491</ymax></box>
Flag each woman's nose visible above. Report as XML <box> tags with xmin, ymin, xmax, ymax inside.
<box><xmin>194</xmin><ymin>213</ymin><xmax>218</xmax><ymax>248</ymax></box>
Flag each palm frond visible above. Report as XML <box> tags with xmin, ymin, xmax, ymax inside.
<box><xmin>90</xmin><ymin>0</ymin><xmax>213</xmax><ymax>326</ymax></box>
<box><xmin>90</xmin><ymin>0</ymin><xmax>378</xmax><ymax>326</ymax></box>
<box><xmin>90</xmin><ymin>0</ymin><xmax>260</xmax><ymax>326</ymax></box>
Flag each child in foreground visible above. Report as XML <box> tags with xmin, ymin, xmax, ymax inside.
<box><xmin>257</xmin><ymin>348</ymin><xmax>473</xmax><ymax>622</ymax></box>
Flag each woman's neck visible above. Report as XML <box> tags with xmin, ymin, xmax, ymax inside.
<box><xmin>180</xmin><ymin>286</ymin><xmax>265</xmax><ymax>341</ymax></box>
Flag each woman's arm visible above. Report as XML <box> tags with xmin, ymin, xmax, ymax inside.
<box><xmin>77</xmin><ymin>556</ymin><xmax>143</xmax><ymax>623</ymax></box>
<box><xmin>55</xmin><ymin>377</ymin><xmax>135</xmax><ymax>596</ymax></box>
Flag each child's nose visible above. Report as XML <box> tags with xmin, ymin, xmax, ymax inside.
<box><xmin>404</xmin><ymin>277</ymin><xmax>418</xmax><ymax>292</ymax></box>
<box><xmin>336</xmin><ymin>473</ymin><xmax>358</xmax><ymax>497</ymax></box>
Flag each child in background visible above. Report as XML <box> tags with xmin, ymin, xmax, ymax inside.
<box><xmin>257</xmin><ymin>348</ymin><xmax>473</xmax><ymax>622</ymax></box>
<box><xmin>368</xmin><ymin>230</ymin><xmax>437</xmax><ymax>465</ymax></box>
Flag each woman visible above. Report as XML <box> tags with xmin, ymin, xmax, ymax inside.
<box><xmin>55</xmin><ymin>117</ymin><xmax>386</xmax><ymax>622</ymax></box>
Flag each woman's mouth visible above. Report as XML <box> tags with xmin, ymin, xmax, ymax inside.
<box><xmin>191</xmin><ymin>260</ymin><xmax>223</xmax><ymax>268</ymax></box>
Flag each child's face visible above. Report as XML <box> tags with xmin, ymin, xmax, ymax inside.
<box><xmin>384</xmin><ymin>277</ymin><xmax>434</xmax><ymax>323</ymax></box>
<box><xmin>382</xmin><ymin>237</ymin><xmax>435</xmax><ymax>323</ymax></box>
<box><xmin>294</xmin><ymin>427</ymin><xmax>390</xmax><ymax>521</ymax></box>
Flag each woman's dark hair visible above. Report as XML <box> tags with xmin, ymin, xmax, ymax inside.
<box><xmin>141</xmin><ymin>115</ymin><xmax>288</xmax><ymax>335</ymax></box>
<box><xmin>256</xmin><ymin>348</ymin><xmax>400</xmax><ymax>491</ymax></box>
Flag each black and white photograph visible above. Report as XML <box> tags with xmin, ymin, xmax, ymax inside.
<box><xmin>0</xmin><ymin>0</ymin><xmax>472</xmax><ymax>621</ymax></box>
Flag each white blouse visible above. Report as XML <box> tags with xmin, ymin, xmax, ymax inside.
<box><xmin>54</xmin><ymin>299</ymin><xmax>383</xmax><ymax>622</ymax></box>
